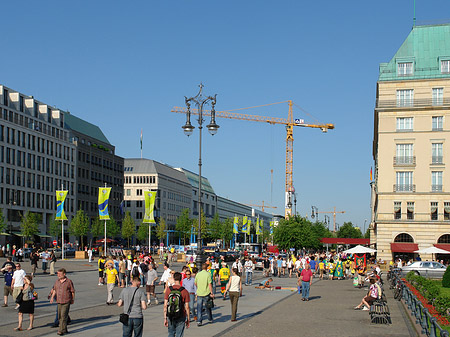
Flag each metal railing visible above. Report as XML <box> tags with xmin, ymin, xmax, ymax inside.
<box><xmin>376</xmin><ymin>98</ymin><xmax>450</xmax><ymax>109</ymax></box>
<box><xmin>394</xmin><ymin>184</ymin><xmax>416</xmax><ymax>192</ymax></box>
<box><xmin>394</xmin><ymin>156</ymin><xmax>416</xmax><ymax>166</ymax></box>
<box><xmin>432</xmin><ymin>185</ymin><xmax>443</xmax><ymax>192</ymax></box>
<box><xmin>432</xmin><ymin>156</ymin><xmax>444</xmax><ymax>165</ymax></box>
<box><xmin>389</xmin><ymin>269</ymin><xmax>449</xmax><ymax>337</ymax></box>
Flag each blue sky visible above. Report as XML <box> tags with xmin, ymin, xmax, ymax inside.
<box><xmin>2</xmin><ymin>1</ymin><xmax>450</xmax><ymax>231</ymax></box>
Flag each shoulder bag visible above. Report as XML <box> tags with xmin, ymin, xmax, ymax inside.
<box><xmin>15</xmin><ymin>290</ymin><xmax>24</xmax><ymax>304</ymax></box>
<box><xmin>119</xmin><ymin>288</ymin><xmax>139</xmax><ymax>326</ymax></box>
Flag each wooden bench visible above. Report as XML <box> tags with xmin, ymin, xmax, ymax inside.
<box><xmin>370</xmin><ymin>302</ymin><xmax>391</xmax><ymax>324</ymax></box>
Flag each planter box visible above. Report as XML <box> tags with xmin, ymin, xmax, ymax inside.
<box><xmin>75</xmin><ymin>251</ymin><xmax>88</xmax><ymax>259</ymax></box>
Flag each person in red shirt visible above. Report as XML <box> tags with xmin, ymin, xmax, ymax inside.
<box><xmin>299</xmin><ymin>263</ymin><xmax>313</xmax><ymax>301</ymax></box>
<box><xmin>164</xmin><ymin>272</ymin><xmax>190</xmax><ymax>336</ymax></box>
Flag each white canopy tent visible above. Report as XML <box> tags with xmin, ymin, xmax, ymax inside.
<box><xmin>343</xmin><ymin>245</ymin><xmax>377</xmax><ymax>254</ymax></box>
<box><xmin>414</xmin><ymin>246</ymin><xmax>450</xmax><ymax>254</ymax></box>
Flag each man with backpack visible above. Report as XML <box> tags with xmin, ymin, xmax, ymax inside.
<box><xmin>164</xmin><ymin>272</ymin><xmax>190</xmax><ymax>336</ymax></box>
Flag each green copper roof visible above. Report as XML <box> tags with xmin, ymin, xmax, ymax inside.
<box><xmin>64</xmin><ymin>113</ymin><xmax>110</xmax><ymax>144</ymax></box>
<box><xmin>378</xmin><ymin>24</ymin><xmax>450</xmax><ymax>81</ymax></box>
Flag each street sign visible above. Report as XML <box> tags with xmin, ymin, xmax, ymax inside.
<box><xmin>53</xmin><ymin>240</ymin><xmax>57</xmax><ymax>246</ymax></box>
<box><xmin>160</xmin><ymin>243</ymin><xmax>164</xmax><ymax>247</ymax></box>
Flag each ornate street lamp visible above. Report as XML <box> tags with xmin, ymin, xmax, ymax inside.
<box><xmin>182</xmin><ymin>83</ymin><xmax>219</xmax><ymax>266</ymax></box>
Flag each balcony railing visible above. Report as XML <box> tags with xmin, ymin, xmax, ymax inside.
<box><xmin>376</xmin><ymin>98</ymin><xmax>450</xmax><ymax>109</ymax></box>
<box><xmin>393</xmin><ymin>156</ymin><xmax>416</xmax><ymax>166</ymax></box>
<box><xmin>432</xmin><ymin>156</ymin><xmax>443</xmax><ymax>164</ymax></box>
<box><xmin>432</xmin><ymin>184</ymin><xmax>443</xmax><ymax>192</ymax></box>
<box><xmin>394</xmin><ymin>184</ymin><xmax>416</xmax><ymax>192</ymax></box>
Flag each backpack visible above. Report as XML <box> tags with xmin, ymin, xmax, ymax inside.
<box><xmin>132</xmin><ymin>265</ymin><xmax>140</xmax><ymax>277</ymax></box>
<box><xmin>140</xmin><ymin>263</ymin><xmax>148</xmax><ymax>273</ymax></box>
<box><xmin>166</xmin><ymin>286</ymin><xmax>185</xmax><ymax>321</ymax></box>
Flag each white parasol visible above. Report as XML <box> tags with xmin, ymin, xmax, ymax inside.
<box><xmin>343</xmin><ymin>245</ymin><xmax>377</xmax><ymax>254</ymax></box>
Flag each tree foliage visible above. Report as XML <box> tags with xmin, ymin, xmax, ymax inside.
<box><xmin>49</xmin><ymin>215</ymin><xmax>62</xmax><ymax>238</ymax></box>
<box><xmin>207</xmin><ymin>213</ymin><xmax>222</xmax><ymax>241</ymax></box>
<box><xmin>0</xmin><ymin>209</ymin><xmax>7</xmax><ymax>233</ymax></box>
<box><xmin>221</xmin><ymin>218</ymin><xmax>234</xmax><ymax>247</ymax></box>
<box><xmin>106</xmin><ymin>217</ymin><xmax>120</xmax><ymax>238</ymax></box>
<box><xmin>136</xmin><ymin>223</ymin><xmax>149</xmax><ymax>242</ymax></box>
<box><xmin>69</xmin><ymin>209</ymin><xmax>90</xmax><ymax>249</ymax></box>
<box><xmin>337</xmin><ymin>222</ymin><xmax>362</xmax><ymax>238</ymax></box>
<box><xmin>90</xmin><ymin>217</ymin><xmax>103</xmax><ymax>238</ymax></box>
<box><xmin>176</xmin><ymin>209</ymin><xmax>192</xmax><ymax>245</ymax></box>
<box><xmin>156</xmin><ymin>218</ymin><xmax>166</xmax><ymax>243</ymax></box>
<box><xmin>122</xmin><ymin>212</ymin><xmax>135</xmax><ymax>246</ymax></box>
<box><xmin>192</xmin><ymin>209</ymin><xmax>207</xmax><ymax>237</ymax></box>
<box><xmin>21</xmin><ymin>212</ymin><xmax>40</xmax><ymax>240</ymax></box>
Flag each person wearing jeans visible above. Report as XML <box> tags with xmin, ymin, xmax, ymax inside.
<box><xmin>181</xmin><ymin>271</ymin><xmax>196</xmax><ymax>321</ymax></box>
<box><xmin>117</xmin><ymin>277</ymin><xmax>147</xmax><ymax>337</ymax></box>
<box><xmin>300</xmin><ymin>264</ymin><xmax>313</xmax><ymax>301</ymax></box>
<box><xmin>164</xmin><ymin>272</ymin><xmax>190</xmax><ymax>337</ymax></box>
<box><xmin>244</xmin><ymin>258</ymin><xmax>253</xmax><ymax>286</ymax></box>
<box><xmin>194</xmin><ymin>263</ymin><xmax>214</xmax><ymax>326</ymax></box>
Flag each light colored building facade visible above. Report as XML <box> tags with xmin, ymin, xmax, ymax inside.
<box><xmin>371</xmin><ymin>24</ymin><xmax>450</xmax><ymax>262</ymax></box>
<box><xmin>0</xmin><ymin>85</ymin><xmax>77</xmax><ymax>245</ymax></box>
<box><xmin>124</xmin><ymin>159</ymin><xmax>192</xmax><ymax>245</ymax></box>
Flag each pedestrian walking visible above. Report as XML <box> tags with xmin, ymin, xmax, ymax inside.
<box><xmin>1</xmin><ymin>263</ymin><xmax>14</xmax><ymax>307</ymax></box>
<box><xmin>30</xmin><ymin>252</ymin><xmax>39</xmax><ymax>277</ymax></box>
<box><xmin>98</xmin><ymin>256</ymin><xmax>106</xmax><ymax>286</ymax></box>
<box><xmin>225</xmin><ymin>268</ymin><xmax>242</xmax><ymax>322</ymax></box>
<box><xmin>14</xmin><ymin>275</ymin><xmax>37</xmax><ymax>331</ymax></box>
<box><xmin>41</xmin><ymin>250</ymin><xmax>49</xmax><ymax>274</ymax></box>
<box><xmin>105</xmin><ymin>263</ymin><xmax>119</xmax><ymax>305</ymax></box>
<box><xmin>244</xmin><ymin>257</ymin><xmax>253</xmax><ymax>286</ymax></box>
<box><xmin>300</xmin><ymin>263</ymin><xmax>313</xmax><ymax>301</ymax></box>
<box><xmin>88</xmin><ymin>248</ymin><xmax>93</xmax><ymax>263</ymax></box>
<box><xmin>119</xmin><ymin>256</ymin><xmax>126</xmax><ymax>288</ymax></box>
<box><xmin>49</xmin><ymin>251</ymin><xmax>57</xmax><ymax>275</ymax></box>
<box><xmin>194</xmin><ymin>263</ymin><xmax>214</xmax><ymax>327</ymax></box>
<box><xmin>219</xmin><ymin>262</ymin><xmax>230</xmax><ymax>299</ymax></box>
<box><xmin>117</xmin><ymin>277</ymin><xmax>147</xmax><ymax>337</ymax></box>
<box><xmin>181</xmin><ymin>268</ymin><xmax>196</xmax><ymax>321</ymax></box>
<box><xmin>164</xmin><ymin>272</ymin><xmax>190</xmax><ymax>336</ymax></box>
<box><xmin>50</xmin><ymin>268</ymin><xmax>75</xmax><ymax>336</ymax></box>
<box><xmin>11</xmin><ymin>263</ymin><xmax>26</xmax><ymax>310</ymax></box>
<box><xmin>146</xmin><ymin>263</ymin><xmax>159</xmax><ymax>305</ymax></box>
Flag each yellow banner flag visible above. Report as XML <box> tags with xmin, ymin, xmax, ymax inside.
<box><xmin>55</xmin><ymin>190</ymin><xmax>68</xmax><ymax>220</ymax></box>
<box><xmin>98</xmin><ymin>187</ymin><xmax>111</xmax><ymax>220</ymax></box>
<box><xmin>143</xmin><ymin>191</ymin><xmax>157</xmax><ymax>224</ymax></box>
<box><xmin>233</xmin><ymin>216</ymin><xmax>239</xmax><ymax>234</ymax></box>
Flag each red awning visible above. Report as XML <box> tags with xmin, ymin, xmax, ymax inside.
<box><xmin>390</xmin><ymin>243</ymin><xmax>419</xmax><ymax>253</ymax></box>
<box><xmin>434</xmin><ymin>244</ymin><xmax>450</xmax><ymax>252</ymax></box>
<box><xmin>320</xmin><ymin>238</ymin><xmax>370</xmax><ymax>245</ymax></box>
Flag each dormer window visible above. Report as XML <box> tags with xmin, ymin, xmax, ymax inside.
<box><xmin>441</xmin><ymin>60</ymin><xmax>450</xmax><ymax>74</ymax></box>
<box><xmin>398</xmin><ymin>62</ymin><xmax>413</xmax><ymax>76</ymax></box>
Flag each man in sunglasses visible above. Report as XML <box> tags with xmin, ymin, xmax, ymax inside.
<box><xmin>11</xmin><ymin>263</ymin><xmax>26</xmax><ymax>310</ymax></box>
<box><xmin>181</xmin><ymin>269</ymin><xmax>196</xmax><ymax>321</ymax></box>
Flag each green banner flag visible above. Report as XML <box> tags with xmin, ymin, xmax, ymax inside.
<box><xmin>256</xmin><ymin>218</ymin><xmax>262</xmax><ymax>235</ymax></box>
<box><xmin>143</xmin><ymin>191</ymin><xmax>157</xmax><ymax>224</ymax></box>
<box><xmin>247</xmin><ymin>219</ymin><xmax>251</xmax><ymax>235</ymax></box>
<box><xmin>233</xmin><ymin>216</ymin><xmax>239</xmax><ymax>234</ymax></box>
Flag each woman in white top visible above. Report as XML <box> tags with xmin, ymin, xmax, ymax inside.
<box><xmin>225</xmin><ymin>268</ymin><xmax>242</xmax><ymax>322</ymax></box>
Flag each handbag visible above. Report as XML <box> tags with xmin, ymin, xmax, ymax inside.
<box><xmin>206</xmin><ymin>295</ymin><xmax>214</xmax><ymax>309</ymax></box>
<box><xmin>119</xmin><ymin>288</ymin><xmax>139</xmax><ymax>326</ymax></box>
<box><xmin>15</xmin><ymin>290</ymin><xmax>24</xmax><ymax>304</ymax></box>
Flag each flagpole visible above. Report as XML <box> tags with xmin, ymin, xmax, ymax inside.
<box><xmin>104</xmin><ymin>183</ymin><xmax>107</xmax><ymax>256</ymax></box>
<box><xmin>61</xmin><ymin>183</ymin><xmax>65</xmax><ymax>261</ymax></box>
<box><xmin>140</xmin><ymin>129</ymin><xmax>143</xmax><ymax>159</ymax></box>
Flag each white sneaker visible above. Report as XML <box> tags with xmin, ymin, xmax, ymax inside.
<box><xmin>147</xmin><ymin>300</ymin><xmax>151</xmax><ymax>305</ymax></box>
<box><xmin>98</xmin><ymin>283</ymin><xmax>102</xmax><ymax>286</ymax></box>
<box><xmin>362</xmin><ymin>307</ymin><xmax>369</xmax><ymax>311</ymax></box>
<box><xmin>155</xmin><ymin>299</ymin><xmax>159</xmax><ymax>305</ymax></box>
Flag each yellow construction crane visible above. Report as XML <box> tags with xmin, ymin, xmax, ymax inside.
<box><xmin>172</xmin><ymin>100</ymin><xmax>334</xmax><ymax>218</ymax></box>
<box><xmin>313</xmin><ymin>207</ymin><xmax>345</xmax><ymax>233</ymax></box>
<box><xmin>246</xmin><ymin>201</ymin><xmax>278</xmax><ymax>212</ymax></box>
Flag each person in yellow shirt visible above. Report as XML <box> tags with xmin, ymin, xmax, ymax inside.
<box><xmin>98</xmin><ymin>256</ymin><xmax>106</xmax><ymax>285</ymax></box>
<box><xmin>318</xmin><ymin>259</ymin><xmax>325</xmax><ymax>280</ymax></box>
<box><xmin>219</xmin><ymin>262</ymin><xmax>230</xmax><ymax>300</ymax></box>
<box><xmin>105</xmin><ymin>263</ymin><xmax>118</xmax><ymax>305</ymax></box>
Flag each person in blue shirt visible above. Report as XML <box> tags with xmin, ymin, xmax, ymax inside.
<box><xmin>309</xmin><ymin>257</ymin><xmax>317</xmax><ymax>276</ymax></box>
<box><xmin>1</xmin><ymin>264</ymin><xmax>14</xmax><ymax>307</ymax></box>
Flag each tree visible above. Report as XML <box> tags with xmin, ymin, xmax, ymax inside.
<box><xmin>221</xmin><ymin>218</ymin><xmax>234</xmax><ymax>248</ymax></box>
<box><xmin>136</xmin><ymin>223</ymin><xmax>149</xmax><ymax>242</ymax></box>
<box><xmin>192</xmin><ymin>209</ymin><xmax>207</xmax><ymax>240</ymax></box>
<box><xmin>176</xmin><ymin>209</ymin><xmax>192</xmax><ymax>245</ymax></box>
<box><xmin>0</xmin><ymin>209</ymin><xmax>7</xmax><ymax>233</ymax></box>
<box><xmin>207</xmin><ymin>213</ymin><xmax>222</xmax><ymax>242</ymax></box>
<box><xmin>69</xmin><ymin>210</ymin><xmax>90</xmax><ymax>250</ymax></box>
<box><xmin>90</xmin><ymin>217</ymin><xmax>103</xmax><ymax>239</ymax></box>
<box><xmin>364</xmin><ymin>227</ymin><xmax>370</xmax><ymax>239</ymax></box>
<box><xmin>121</xmin><ymin>212</ymin><xmax>135</xmax><ymax>247</ymax></box>
<box><xmin>49</xmin><ymin>215</ymin><xmax>62</xmax><ymax>239</ymax></box>
<box><xmin>273</xmin><ymin>216</ymin><xmax>318</xmax><ymax>250</ymax></box>
<box><xmin>337</xmin><ymin>222</ymin><xmax>362</xmax><ymax>238</ymax></box>
<box><xmin>156</xmin><ymin>218</ymin><xmax>166</xmax><ymax>244</ymax></box>
<box><xmin>20</xmin><ymin>212</ymin><xmax>40</xmax><ymax>241</ymax></box>
<box><xmin>106</xmin><ymin>217</ymin><xmax>120</xmax><ymax>238</ymax></box>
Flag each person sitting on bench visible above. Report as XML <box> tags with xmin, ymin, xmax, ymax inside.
<box><xmin>354</xmin><ymin>277</ymin><xmax>378</xmax><ymax>311</ymax></box>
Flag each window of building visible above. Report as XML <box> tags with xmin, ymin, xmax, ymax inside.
<box><xmin>431</xmin><ymin>202</ymin><xmax>438</xmax><ymax>220</ymax></box>
<box><xmin>396</xmin><ymin>171</ymin><xmax>413</xmax><ymax>192</ymax></box>
<box><xmin>432</xmin><ymin>143</ymin><xmax>443</xmax><ymax>164</ymax></box>
<box><xmin>136</xmin><ymin>189</ymin><xmax>142</xmax><ymax>196</ymax></box>
<box><xmin>407</xmin><ymin>202</ymin><xmax>414</xmax><ymax>220</ymax></box>
<box><xmin>396</xmin><ymin>117</ymin><xmax>413</xmax><ymax>131</ymax></box>
<box><xmin>126</xmin><ymin>200</ymin><xmax>131</xmax><ymax>207</ymax></box>
<box><xmin>398</xmin><ymin>62</ymin><xmax>413</xmax><ymax>76</ymax></box>
<box><xmin>432</xmin><ymin>88</ymin><xmax>444</xmax><ymax>106</ymax></box>
<box><xmin>444</xmin><ymin>202</ymin><xmax>450</xmax><ymax>220</ymax></box>
<box><xmin>432</xmin><ymin>171</ymin><xmax>443</xmax><ymax>192</ymax></box>
<box><xmin>432</xmin><ymin>116</ymin><xmax>443</xmax><ymax>131</ymax></box>
<box><xmin>126</xmin><ymin>189</ymin><xmax>131</xmax><ymax>196</ymax></box>
<box><xmin>396</xmin><ymin>144</ymin><xmax>413</xmax><ymax>164</ymax></box>
<box><xmin>397</xmin><ymin>89</ymin><xmax>414</xmax><ymax>107</ymax></box>
<box><xmin>136</xmin><ymin>200</ymin><xmax>143</xmax><ymax>208</ymax></box>
<box><xmin>394</xmin><ymin>201</ymin><xmax>401</xmax><ymax>219</ymax></box>
<box><xmin>441</xmin><ymin>60</ymin><xmax>450</xmax><ymax>74</ymax></box>
<box><xmin>394</xmin><ymin>233</ymin><xmax>414</xmax><ymax>243</ymax></box>
<box><xmin>438</xmin><ymin>234</ymin><xmax>450</xmax><ymax>243</ymax></box>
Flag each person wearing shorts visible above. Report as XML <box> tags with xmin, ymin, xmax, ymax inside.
<box><xmin>355</xmin><ymin>278</ymin><xmax>378</xmax><ymax>310</ymax></box>
<box><xmin>146</xmin><ymin>263</ymin><xmax>158</xmax><ymax>305</ymax></box>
